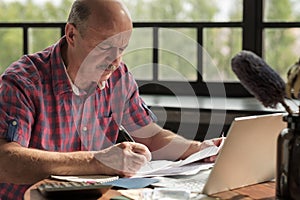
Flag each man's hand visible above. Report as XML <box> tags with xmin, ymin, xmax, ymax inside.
<box><xmin>200</xmin><ymin>137</ymin><xmax>225</xmax><ymax>163</ymax></box>
<box><xmin>199</xmin><ymin>137</ymin><xmax>224</xmax><ymax>151</ymax></box>
<box><xmin>179</xmin><ymin>136</ymin><xmax>225</xmax><ymax>163</ymax></box>
<box><xmin>93</xmin><ymin>142</ymin><xmax>151</xmax><ymax>177</ymax></box>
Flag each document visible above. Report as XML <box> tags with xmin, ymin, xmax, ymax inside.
<box><xmin>133</xmin><ymin>141</ymin><xmax>223</xmax><ymax>178</ymax></box>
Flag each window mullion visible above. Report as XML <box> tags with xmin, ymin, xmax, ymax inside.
<box><xmin>243</xmin><ymin>0</ymin><xmax>263</xmax><ymax>56</ymax></box>
<box><xmin>153</xmin><ymin>27</ymin><xmax>159</xmax><ymax>81</ymax></box>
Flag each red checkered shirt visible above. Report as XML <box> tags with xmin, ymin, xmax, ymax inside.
<box><xmin>0</xmin><ymin>37</ymin><xmax>155</xmax><ymax>200</ymax></box>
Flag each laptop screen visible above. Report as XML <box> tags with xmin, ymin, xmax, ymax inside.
<box><xmin>203</xmin><ymin>113</ymin><xmax>286</xmax><ymax>195</ymax></box>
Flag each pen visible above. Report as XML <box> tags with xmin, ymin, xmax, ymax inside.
<box><xmin>119</xmin><ymin>125</ymin><xmax>135</xmax><ymax>142</ymax></box>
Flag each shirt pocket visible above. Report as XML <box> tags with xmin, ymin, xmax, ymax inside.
<box><xmin>97</xmin><ymin>111</ymin><xmax>119</xmax><ymax>147</ymax></box>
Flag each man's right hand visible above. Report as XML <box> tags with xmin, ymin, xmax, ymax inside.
<box><xmin>93</xmin><ymin>142</ymin><xmax>151</xmax><ymax>177</ymax></box>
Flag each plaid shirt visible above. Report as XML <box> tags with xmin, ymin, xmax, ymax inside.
<box><xmin>0</xmin><ymin>37</ymin><xmax>155</xmax><ymax>200</ymax></box>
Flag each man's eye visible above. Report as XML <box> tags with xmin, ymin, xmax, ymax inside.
<box><xmin>120</xmin><ymin>45</ymin><xmax>128</xmax><ymax>52</ymax></box>
<box><xmin>98</xmin><ymin>45</ymin><xmax>111</xmax><ymax>50</ymax></box>
<box><xmin>96</xmin><ymin>65</ymin><xmax>106</xmax><ymax>70</ymax></box>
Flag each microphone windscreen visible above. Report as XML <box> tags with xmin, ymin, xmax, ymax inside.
<box><xmin>231</xmin><ymin>50</ymin><xmax>286</xmax><ymax>108</ymax></box>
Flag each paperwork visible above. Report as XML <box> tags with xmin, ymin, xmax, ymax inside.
<box><xmin>134</xmin><ymin>142</ymin><xmax>223</xmax><ymax>177</ymax></box>
<box><xmin>50</xmin><ymin>140</ymin><xmax>224</xmax><ymax>182</ymax></box>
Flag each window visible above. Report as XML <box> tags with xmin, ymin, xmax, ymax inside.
<box><xmin>203</xmin><ymin>28</ymin><xmax>242</xmax><ymax>82</ymax></box>
<box><xmin>122</xmin><ymin>0</ymin><xmax>244</xmax><ymax>96</ymax></box>
<box><xmin>0</xmin><ymin>28</ymin><xmax>22</xmax><ymax>73</ymax></box>
<box><xmin>263</xmin><ymin>0</ymin><xmax>300</xmax><ymax>79</ymax></box>
<box><xmin>0</xmin><ymin>0</ymin><xmax>299</xmax><ymax>97</ymax></box>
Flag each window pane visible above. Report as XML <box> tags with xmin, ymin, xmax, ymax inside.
<box><xmin>0</xmin><ymin>28</ymin><xmax>22</xmax><ymax>74</ymax></box>
<box><xmin>158</xmin><ymin>28</ymin><xmax>197</xmax><ymax>81</ymax></box>
<box><xmin>29</xmin><ymin>28</ymin><xmax>61</xmax><ymax>53</ymax></box>
<box><xmin>0</xmin><ymin>0</ymin><xmax>72</xmax><ymax>22</ymax></box>
<box><xmin>123</xmin><ymin>0</ymin><xmax>242</xmax><ymax>22</ymax></box>
<box><xmin>203</xmin><ymin>28</ymin><xmax>242</xmax><ymax>82</ymax></box>
<box><xmin>123</xmin><ymin>28</ymin><xmax>153</xmax><ymax>80</ymax></box>
<box><xmin>1</xmin><ymin>0</ymin><xmax>243</xmax><ymax>22</ymax></box>
<box><xmin>264</xmin><ymin>0</ymin><xmax>300</xmax><ymax>22</ymax></box>
<box><xmin>264</xmin><ymin>28</ymin><xmax>300</xmax><ymax>80</ymax></box>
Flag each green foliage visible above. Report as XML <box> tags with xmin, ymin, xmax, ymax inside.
<box><xmin>123</xmin><ymin>0</ymin><xmax>218</xmax><ymax>22</ymax></box>
<box><xmin>123</xmin><ymin>28</ymin><xmax>153</xmax><ymax>80</ymax></box>
<box><xmin>203</xmin><ymin>1</ymin><xmax>243</xmax><ymax>82</ymax></box>
<box><xmin>122</xmin><ymin>0</ymin><xmax>221</xmax><ymax>81</ymax></box>
<box><xmin>0</xmin><ymin>28</ymin><xmax>22</xmax><ymax>73</ymax></box>
<box><xmin>264</xmin><ymin>0</ymin><xmax>298</xmax><ymax>80</ymax></box>
<box><xmin>0</xmin><ymin>0</ymin><xmax>299</xmax><ymax>82</ymax></box>
<box><xmin>28</xmin><ymin>28</ymin><xmax>61</xmax><ymax>53</ymax></box>
<box><xmin>203</xmin><ymin>28</ymin><xmax>242</xmax><ymax>82</ymax></box>
<box><xmin>158</xmin><ymin>28</ymin><xmax>198</xmax><ymax>81</ymax></box>
<box><xmin>0</xmin><ymin>0</ymin><xmax>72</xmax><ymax>73</ymax></box>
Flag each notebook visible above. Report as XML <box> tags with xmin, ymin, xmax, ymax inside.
<box><xmin>153</xmin><ymin>113</ymin><xmax>287</xmax><ymax>195</ymax></box>
<box><xmin>50</xmin><ymin>175</ymin><xmax>119</xmax><ymax>184</ymax></box>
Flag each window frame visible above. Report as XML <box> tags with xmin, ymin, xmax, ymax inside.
<box><xmin>1</xmin><ymin>0</ymin><xmax>299</xmax><ymax>97</ymax></box>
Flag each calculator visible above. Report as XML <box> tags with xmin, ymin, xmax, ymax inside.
<box><xmin>37</xmin><ymin>181</ymin><xmax>112</xmax><ymax>199</ymax></box>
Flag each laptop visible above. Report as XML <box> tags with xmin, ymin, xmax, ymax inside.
<box><xmin>203</xmin><ymin>112</ymin><xmax>286</xmax><ymax>194</ymax></box>
<box><xmin>153</xmin><ymin>113</ymin><xmax>287</xmax><ymax>195</ymax></box>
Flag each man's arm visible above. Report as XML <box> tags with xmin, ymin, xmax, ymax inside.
<box><xmin>0</xmin><ymin>138</ymin><xmax>151</xmax><ymax>184</ymax></box>
<box><xmin>131</xmin><ymin>122</ymin><xmax>221</xmax><ymax>161</ymax></box>
<box><xmin>0</xmin><ymin>138</ymin><xmax>97</xmax><ymax>184</ymax></box>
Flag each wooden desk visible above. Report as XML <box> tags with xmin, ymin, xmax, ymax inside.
<box><xmin>24</xmin><ymin>179</ymin><xmax>275</xmax><ymax>200</ymax></box>
<box><xmin>211</xmin><ymin>181</ymin><xmax>275</xmax><ymax>200</ymax></box>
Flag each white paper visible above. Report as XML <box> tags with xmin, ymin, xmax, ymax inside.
<box><xmin>134</xmin><ymin>139</ymin><xmax>224</xmax><ymax>177</ymax></box>
<box><xmin>135</xmin><ymin>162</ymin><xmax>214</xmax><ymax>177</ymax></box>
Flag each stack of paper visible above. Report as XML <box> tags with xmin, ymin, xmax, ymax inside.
<box><xmin>134</xmin><ymin>142</ymin><xmax>223</xmax><ymax>177</ymax></box>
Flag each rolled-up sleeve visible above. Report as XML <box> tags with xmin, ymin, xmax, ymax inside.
<box><xmin>0</xmin><ymin>72</ymin><xmax>35</xmax><ymax>147</ymax></box>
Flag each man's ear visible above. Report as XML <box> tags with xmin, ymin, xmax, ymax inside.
<box><xmin>65</xmin><ymin>23</ymin><xmax>77</xmax><ymax>47</ymax></box>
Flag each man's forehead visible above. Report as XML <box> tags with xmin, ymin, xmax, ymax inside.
<box><xmin>87</xmin><ymin>27</ymin><xmax>132</xmax><ymax>48</ymax></box>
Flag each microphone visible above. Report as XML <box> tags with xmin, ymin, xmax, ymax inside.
<box><xmin>231</xmin><ymin>50</ymin><xmax>292</xmax><ymax>114</ymax></box>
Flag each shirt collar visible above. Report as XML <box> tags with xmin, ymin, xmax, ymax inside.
<box><xmin>51</xmin><ymin>36</ymin><xmax>107</xmax><ymax>96</ymax></box>
<box><xmin>64</xmin><ymin>64</ymin><xmax>107</xmax><ymax>96</ymax></box>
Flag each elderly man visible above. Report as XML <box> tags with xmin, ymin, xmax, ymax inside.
<box><xmin>0</xmin><ymin>0</ymin><xmax>222</xmax><ymax>199</ymax></box>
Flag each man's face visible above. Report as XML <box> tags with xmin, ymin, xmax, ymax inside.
<box><xmin>73</xmin><ymin>26</ymin><xmax>132</xmax><ymax>89</ymax></box>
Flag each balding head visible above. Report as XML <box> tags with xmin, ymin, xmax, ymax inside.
<box><xmin>67</xmin><ymin>0</ymin><xmax>132</xmax><ymax>37</ymax></box>
<box><xmin>63</xmin><ymin>0</ymin><xmax>133</xmax><ymax>90</ymax></box>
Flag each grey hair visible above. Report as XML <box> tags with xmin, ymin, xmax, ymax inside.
<box><xmin>67</xmin><ymin>0</ymin><xmax>91</xmax><ymax>37</ymax></box>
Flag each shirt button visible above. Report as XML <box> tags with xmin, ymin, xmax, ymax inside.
<box><xmin>12</xmin><ymin>121</ymin><xmax>17</xmax><ymax>126</ymax></box>
<box><xmin>82</xmin><ymin>127</ymin><xmax>88</xmax><ymax>132</ymax></box>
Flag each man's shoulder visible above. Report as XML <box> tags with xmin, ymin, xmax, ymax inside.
<box><xmin>5</xmin><ymin>37</ymin><xmax>65</xmax><ymax>77</ymax></box>
<box><xmin>2</xmin><ymin>44</ymin><xmax>58</xmax><ymax>89</ymax></box>
<box><xmin>5</xmin><ymin>54</ymin><xmax>48</xmax><ymax>83</ymax></box>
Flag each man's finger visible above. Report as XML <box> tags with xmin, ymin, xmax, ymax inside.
<box><xmin>203</xmin><ymin>155</ymin><xmax>218</xmax><ymax>163</ymax></box>
<box><xmin>131</xmin><ymin>143</ymin><xmax>152</xmax><ymax>161</ymax></box>
<box><xmin>212</xmin><ymin>138</ymin><xmax>223</xmax><ymax>147</ymax></box>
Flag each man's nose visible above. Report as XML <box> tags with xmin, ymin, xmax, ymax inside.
<box><xmin>109</xmin><ymin>48</ymin><xmax>122</xmax><ymax>67</ymax></box>
<box><xmin>111</xmin><ymin>57</ymin><xmax>122</xmax><ymax>68</ymax></box>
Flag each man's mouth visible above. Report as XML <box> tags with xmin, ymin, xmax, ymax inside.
<box><xmin>106</xmin><ymin>64</ymin><xmax>118</xmax><ymax>71</ymax></box>
<box><xmin>96</xmin><ymin>64</ymin><xmax>118</xmax><ymax>71</ymax></box>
